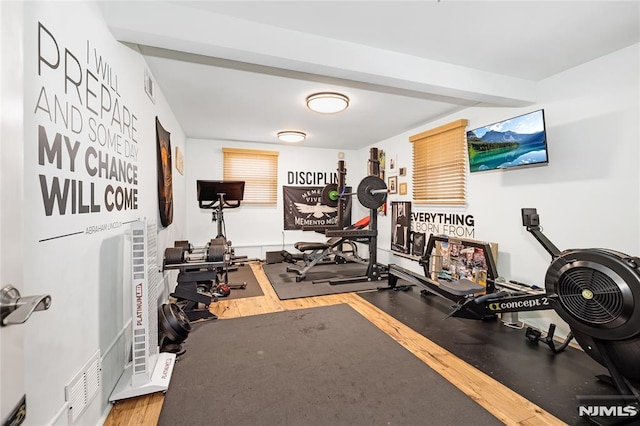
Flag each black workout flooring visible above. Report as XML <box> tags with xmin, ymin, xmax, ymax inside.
<box><xmin>263</xmin><ymin>261</ymin><xmax>385</xmax><ymax>300</ymax></box>
<box><xmin>159</xmin><ymin>304</ymin><xmax>501</xmax><ymax>426</ymax></box>
<box><xmin>358</xmin><ymin>287</ymin><xmax>619</xmax><ymax>425</ymax></box>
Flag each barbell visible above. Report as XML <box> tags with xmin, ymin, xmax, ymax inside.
<box><xmin>321</xmin><ymin>175</ymin><xmax>388</xmax><ymax>210</ymax></box>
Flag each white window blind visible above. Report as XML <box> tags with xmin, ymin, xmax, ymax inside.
<box><xmin>223</xmin><ymin>148</ymin><xmax>279</xmax><ymax>205</ymax></box>
<box><xmin>410</xmin><ymin>119</ymin><xmax>468</xmax><ymax>206</ymax></box>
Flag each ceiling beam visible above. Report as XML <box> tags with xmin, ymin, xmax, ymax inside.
<box><xmin>100</xmin><ymin>2</ymin><xmax>536</xmax><ymax>108</ymax></box>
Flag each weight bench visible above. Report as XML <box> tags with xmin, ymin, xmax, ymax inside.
<box><xmin>286</xmin><ymin>217</ymin><xmax>370</xmax><ymax>282</ymax></box>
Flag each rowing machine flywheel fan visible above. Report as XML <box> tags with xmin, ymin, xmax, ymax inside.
<box><xmin>522</xmin><ymin>208</ymin><xmax>640</xmax><ymax>393</ymax></box>
<box><xmin>546</xmin><ymin>249</ymin><xmax>640</xmax><ymax>381</ymax></box>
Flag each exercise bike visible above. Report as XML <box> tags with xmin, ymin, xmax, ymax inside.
<box><xmin>163</xmin><ymin>181</ymin><xmax>251</xmax><ymax>321</ymax></box>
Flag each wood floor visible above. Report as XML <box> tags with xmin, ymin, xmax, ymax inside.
<box><xmin>104</xmin><ymin>263</ymin><xmax>566</xmax><ymax>426</ymax></box>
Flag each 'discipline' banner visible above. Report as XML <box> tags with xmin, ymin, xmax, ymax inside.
<box><xmin>283</xmin><ymin>186</ymin><xmax>352</xmax><ymax>230</ymax></box>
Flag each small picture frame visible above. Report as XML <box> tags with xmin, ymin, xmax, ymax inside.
<box><xmin>175</xmin><ymin>146</ymin><xmax>184</xmax><ymax>175</ymax></box>
<box><xmin>389</xmin><ymin>155</ymin><xmax>398</xmax><ymax>173</ymax></box>
<box><xmin>391</xmin><ymin>201</ymin><xmax>412</xmax><ymax>254</ymax></box>
<box><xmin>388</xmin><ymin>176</ymin><xmax>397</xmax><ymax>194</ymax></box>
<box><xmin>399</xmin><ymin>182</ymin><xmax>407</xmax><ymax>195</ymax></box>
<box><xmin>399</xmin><ymin>167</ymin><xmax>407</xmax><ymax>177</ymax></box>
<box><xmin>144</xmin><ymin>68</ymin><xmax>155</xmax><ymax>104</ymax></box>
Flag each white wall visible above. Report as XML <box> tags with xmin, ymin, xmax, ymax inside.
<box><xmin>20</xmin><ymin>2</ymin><xmax>186</xmax><ymax>424</ymax></box>
<box><xmin>368</xmin><ymin>44</ymin><xmax>640</xmax><ymax>336</ymax></box>
<box><xmin>184</xmin><ymin>139</ymin><xmax>363</xmax><ymax>258</ymax></box>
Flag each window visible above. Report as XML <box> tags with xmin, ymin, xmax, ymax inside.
<box><xmin>223</xmin><ymin>148</ymin><xmax>279</xmax><ymax>205</ymax></box>
<box><xmin>409</xmin><ymin>119</ymin><xmax>468</xmax><ymax>206</ymax></box>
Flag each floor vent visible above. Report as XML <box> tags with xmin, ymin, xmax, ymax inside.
<box><xmin>65</xmin><ymin>351</ymin><xmax>101</xmax><ymax>424</ymax></box>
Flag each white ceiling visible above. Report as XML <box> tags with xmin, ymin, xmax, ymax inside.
<box><xmin>100</xmin><ymin>1</ymin><xmax>640</xmax><ymax>150</ymax></box>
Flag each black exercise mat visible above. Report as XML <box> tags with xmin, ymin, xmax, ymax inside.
<box><xmin>222</xmin><ymin>264</ymin><xmax>263</xmax><ymax>300</ymax></box>
<box><xmin>358</xmin><ymin>288</ymin><xmax>616</xmax><ymax>425</ymax></box>
<box><xmin>159</xmin><ymin>304</ymin><xmax>500</xmax><ymax>426</ymax></box>
<box><xmin>262</xmin><ymin>261</ymin><xmax>386</xmax><ymax>300</ymax></box>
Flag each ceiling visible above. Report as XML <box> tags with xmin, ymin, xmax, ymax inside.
<box><xmin>99</xmin><ymin>1</ymin><xmax>640</xmax><ymax>150</ymax></box>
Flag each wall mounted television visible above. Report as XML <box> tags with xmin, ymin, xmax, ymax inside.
<box><xmin>466</xmin><ymin>109</ymin><xmax>548</xmax><ymax>173</ymax></box>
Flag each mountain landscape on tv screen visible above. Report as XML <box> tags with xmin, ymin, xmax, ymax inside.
<box><xmin>472</xmin><ymin>130</ymin><xmax>543</xmax><ymax>143</ymax></box>
<box><xmin>467</xmin><ymin>129</ymin><xmax>547</xmax><ymax>172</ymax></box>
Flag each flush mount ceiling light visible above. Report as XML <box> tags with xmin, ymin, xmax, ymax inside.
<box><xmin>306</xmin><ymin>92</ymin><xmax>349</xmax><ymax>114</ymax></box>
<box><xmin>277</xmin><ymin>130</ymin><xmax>306</xmax><ymax>143</ymax></box>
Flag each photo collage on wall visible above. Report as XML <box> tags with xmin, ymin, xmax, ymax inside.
<box><xmin>378</xmin><ymin>149</ymin><xmax>387</xmax><ymax>216</ymax></box>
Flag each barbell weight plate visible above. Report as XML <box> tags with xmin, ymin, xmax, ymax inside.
<box><xmin>207</xmin><ymin>244</ymin><xmax>226</xmax><ymax>262</ymax></box>
<box><xmin>164</xmin><ymin>247</ymin><xmax>186</xmax><ymax>265</ymax></box>
<box><xmin>357</xmin><ymin>175</ymin><xmax>387</xmax><ymax>209</ymax></box>
<box><xmin>321</xmin><ymin>183</ymin><xmax>339</xmax><ymax>207</ymax></box>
